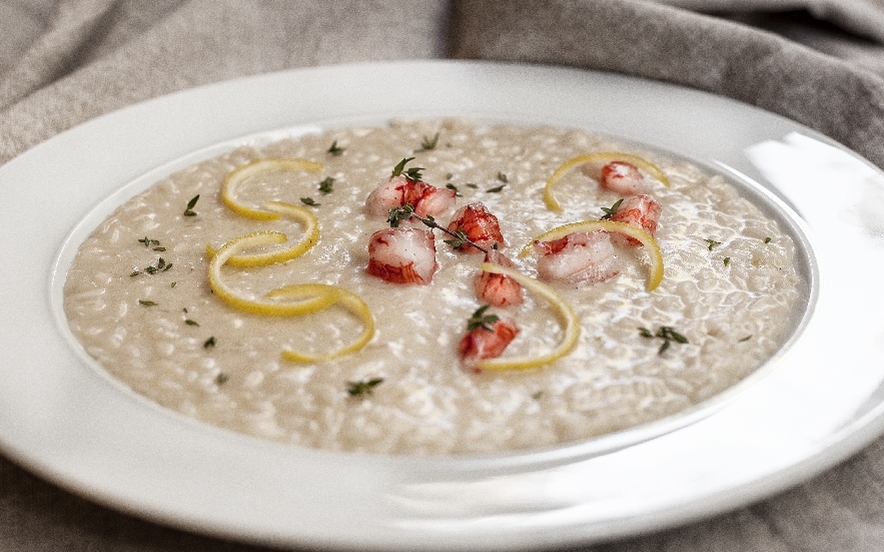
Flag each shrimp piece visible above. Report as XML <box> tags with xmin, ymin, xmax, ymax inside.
<box><xmin>365</xmin><ymin>175</ymin><xmax>456</xmax><ymax>218</ymax></box>
<box><xmin>446</xmin><ymin>202</ymin><xmax>505</xmax><ymax>253</ymax></box>
<box><xmin>581</xmin><ymin>160</ymin><xmax>649</xmax><ymax>196</ymax></box>
<box><xmin>609</xmin><ymin>194</ymin><xmax>661</xmax><ymax>245</ymax></box>
<box><xmin>458</xmin><ymin>316</ymin><xmax>520</xmax><ymax>371</ymax></box>
<box><xmin>533</xmin><ymin>230</ymin><xmax>621</xmax><ymax>284</ymax></box>
<box><xmin>367</xmin><ymin>227</ymin><xmax>438</xmax><ymax>285</ymax></box>
<box><xmin>474</xmin><ymin>250</ymin><xmax>524</xmax><ymax>307</ymax></box>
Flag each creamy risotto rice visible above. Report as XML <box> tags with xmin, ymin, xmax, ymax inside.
<box><xmin>63</xmin><ymin>118</ymin><xmax>802</xmax><ymax>455</ymax></box>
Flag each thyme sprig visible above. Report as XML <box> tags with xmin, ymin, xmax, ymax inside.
<box><xmin>386</xmin><ymin>203</ymin><xmax>488</xmax><ymax>254</ymax></box>
<box><xmin>639</xmin><ymin>325</ymin><xmax>688</xmax><ymax>354</ymax></box>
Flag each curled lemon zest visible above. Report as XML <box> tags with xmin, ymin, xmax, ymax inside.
<box><xmin>544</xmin><ymin>152</ymin><xmax>670</xmax><ymax>212</ymax></box>
<box><xmin>269</xmin><ymin>285</ymin><xmax>376</xmax><ymax>363</ymax></box>
<box><xmin>206</xmin><ymin>201</ymin><xmax>320</xmax><ymax>267</ymax></box>
<box><xmin>221</xmin><ymin>157</ymin><xmax>323</xmax><ymax>220</ymax></box>
<box><xmin>474</xmin><ymin>263</ymin><xmax>580</xmax><ymax>372</ymax></box>
<box><xmin>520</xmin><ymin>220</ymin><xmax>664</xmax><ymax>291</ymax></box>
<box><xmin>208</xmin><ymin>231</ymin><xmax>337</xmax><ymax>316</ymax></box>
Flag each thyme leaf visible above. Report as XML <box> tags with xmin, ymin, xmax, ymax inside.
<box><xmin>318</xmin><ymin>177</ymin><xmax>335</xmax><ymax>195</ymax></box>
<box><xmin>347</xmin><ymin>377</ymin><xmax>384</xmax><ymax>396</ymax></box>
<box><xmin>415</xmin><ymin>132</ymin><xmax>440</xmax><ymax>153</ymax></box>
<box><xmin>445</xmin><ymin>183</ymin><xmax>461</xmax><ymax>196</ymax></box>
<box><xmin>467</xmin><ymin>305</ymin><xmax>499</xmax><ymax>332</ymax></box>
<box><xmin>600</xmin><ymin>198</ymin><xmax>624</xmax><ymax>220</ymax></box>
<box><xmin>327</xmin><ymin>140</ymin><xmax>344</xmax><ymax>156</ymax></box>
<box><xmin>704</xmin><ymin>238</ymin><xmax>721</xmax><ymax>251</ymax></box>
<box><xmin>300</xmin><ymin>197</ymin><xmax>320</xmax><ymax>207</ymax></box>
<box><xmin>443</xmin><ymin>229</ymin><xmax>470</xmax><ymax>250</ymax></box>
<box><xmin>138</xmin><ymin>299</ymin><xmax>158</xmax><ymax>306</ymax></box>
<box><xmin>390</xmin><ymin>157</ymin><xmax>424</xmax><ymax>181</ymax></box>
<box><xmin>204</xmin><ymin>336</ymin><xmax>216</xmax><ymax>348</ymax></box>
<box><xmin>215</xmin><ymin>372</ymin><xmax>229</xmax><ymax>384</ymax></box>
<box><xmin>183</xmin><ymin>194</ymin><xmax>200</xmax><ymax>217</ymax></box>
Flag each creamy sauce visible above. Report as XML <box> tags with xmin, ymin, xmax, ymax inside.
<box><xmin>63</xmin><ymin>119</ymin><xmax>802</xmax><ymax>455</ymax></box>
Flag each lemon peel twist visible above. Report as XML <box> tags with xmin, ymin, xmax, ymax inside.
<box><xmin>472</xmin><ymin>263</ymin><xmax>580</xmax><ymax>372</ymax></box>
<box><xmin>269</xmin><ymin>285</ymin><xmax>376</xmax><ymax>363</ymax></box>
<box><xmin>206</xmin><ymin>201</ymin><xmax>320</xmax><ymax>267</ymax></box>
<box><xmin>221</xmin><ymin>157</ymin><xmax>323</xmax><ymax>220</ymax></box>
<box><xmin>207</xmin><ymin>231</ymin><xmax>338</xmax><ymax>316</ymax></box>
<box><xmin>544</xmin><ymin>152</ymin><xmax>669</xmax><ymax>212</ymax></box>
<box><xmin>520</xmin><ymin>220</ymin><xmax>664</xmax><ymax>291</ymax></box>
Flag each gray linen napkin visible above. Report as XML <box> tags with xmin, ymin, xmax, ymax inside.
<box><xmin>4</xmin><ymin>1</ymin><xmax>884</xmax><ymax>551</ymax></box>
<box><xmin>450</xmin><ymin>0</ymin><xmax>884</xmax><ymax>170</ymax></box>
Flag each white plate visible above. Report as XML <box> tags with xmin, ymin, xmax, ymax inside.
<box><xmin>2</xmin><ymin>60</ymin><xmax>883</xmax><ymax>551</ymax></box>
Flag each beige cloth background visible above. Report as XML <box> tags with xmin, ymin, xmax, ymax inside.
<box><xmin>3</xmin><ymin>0</ymin><xmax>884</xmax><ymax>550</ymax></box>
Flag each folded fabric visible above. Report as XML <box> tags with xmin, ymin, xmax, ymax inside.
<box><xmin>450</xmin><ymin>0</ymin><xmax>884</xmax><ymax>170</ymax></box>
<box><xmin>0</xmin><ymin>0</ymin><xmax>449</xmax><ymax>164</ymax></box>
<box><xmin>653</xmin><ymin>0</ymin><xmax>884</xmax><ymax>42</ymax></box>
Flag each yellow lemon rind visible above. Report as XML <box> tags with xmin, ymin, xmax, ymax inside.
<box><xmin>270</xmin><ymin>285</ymin><xmax>376</xmax><ymax>363</ymax></box>
<box><xmin>207</xmin><ymin>231</ymin><xmax>337</xmax><ymax>316</ymax></box>
<box><xmin>543</xmin><ymin>151</ymin><xmax>670</xmax><ymax>212</ymax></box>
<box><xmin>519</xmin><ymin>220</ymin><xmax>664</xmax><ymax>291</ymax></box>
<box><xmin>473</xmin><ymin>263</ymin><xmax>580</xmax><ymax>372</ymax></box>
<box><xmin>206</xmin><ymin>201</ymin><xmax>320</xmax><ymax>267</ymax></box>
<box><xmin>221</xmin><ymin>157</ymin><xmax>323</xmax><ymax>220</ymax></box>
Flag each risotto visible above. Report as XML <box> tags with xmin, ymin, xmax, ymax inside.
<box><xmin>63</xmin><ymin>118</ymin><xmax>802</xmax><ymax>455</ymax></box>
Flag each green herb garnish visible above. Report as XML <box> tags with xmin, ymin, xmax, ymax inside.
<box><xmin>467</xmin><ymin>305</ymin><xmax>499</xmax><ymax>332</ymax></box>
<box><xmin>327</xmin><ymin>141</ymin><xmax>344</xmax><ymax>156</ymax></box>
<box><xmin>639</xmin><ymin>325</ymin><xmax>688</xmax><ymax>354</ymax></box>
<box><xmin>347</xmin><ymin>377</ymin><xmax>384</xmax><ymax>396</ymax></box>
<box><xmin>318</xmin><ymin>177</ymin><xmax>335</xmax><ymax>194</ymax></box>
<box><xmin>204</xmin><ymin>336</ymin><xmax>216</xmax><ymax>348</ymax></box>
<box><xmin>704</xmin><ymin>238</ymin><xmax>721</xmax><ymax>251</ymax></box>
<box><xmin>445</xmin><ymin>183</ymin><xmax>461</xmax><ymax>196</ymax></box>
<box><xmin>387</xmin><ymin>203</ymin><xmax>487</xmax><ymax>253</ymax></box>
<box><xmin>183</xmin><ymin>194</ymin><xmax>200</xmax><ymax>217</ymax></box>
<box><xmin>138</xmin><ymin>299</ymin><xmax>158</xmax><ymax>307</ymax></box>
<box><xmin>600</xmin><ymin>198</ymin><xmax>624</xmax><ymax>220</ymax></box>
<box><xmin>137</xmin><ymin>237</ymin><xmax>165</xmax><ymax>251</ymax></box>
<box><xmin>215</xmin><ymin>372</ymin><xmax>229</xmax><ymax>384</ymax></box>
<box><xmin>390</xmin><ymin>157</ymin><xmax>424</xmax><ymax>182</ymax></box>
<box><xmin>415</xmin><ymin>132</ymin><xmax>440</xmax><ymax>152</ymax></box>
<box><xmin>300</xmin><ymin>197</ymin><xmax>320</xmax><ymax>207</ymax></box>
<box><xmin>443</xmin><ymin>229</ymin><xmax>471</xmax><ymax>250</ymax></box>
